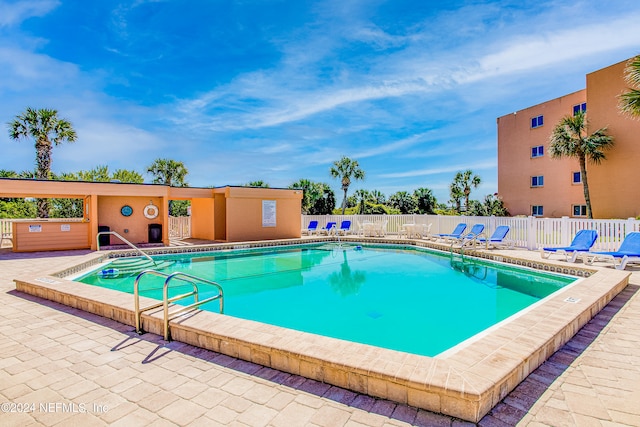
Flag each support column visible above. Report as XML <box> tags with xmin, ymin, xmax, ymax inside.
<box><xmin>88</xmin><ymin>194</ymin><xmax>99</xmax><ymax>250</ymax></box>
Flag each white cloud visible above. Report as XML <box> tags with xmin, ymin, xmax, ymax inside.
<box><xmin>0</xmin><ymin>47</ymin><xmax>79</xmax><ymax>89</ymax></box>
<box><xmin>379</xmin><ymin>160</ymin><xmax>498</xmax><ymax>179</ymax></box>
<box><xmin>54</xmin><ymin>120</ymin><xmax>166</xmax><ymax>173</ymax></box>
<box><xmin>0</xmin><ymin>0</ymin><xmax>59</xmax><ymax>27</ymax></box>
<box><xmin>172</xmin><ymin>8</ymin><xmax>640</xmax><ymax>134</ymax></box>
<box><xmin>465</xmin><ymin>13</ymin><xmax>640</xmax><ymax>83</ymax></box>
<box><xmin>353</xmin><ymin>132</ymin><xmax>434</xmax><ymax>159</ymax></box>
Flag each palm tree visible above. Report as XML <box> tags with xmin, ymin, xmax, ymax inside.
<box><xmin>77</xmin><ymin>165</ymin><xmax>110</xmax><ymax>182</ymax></box>
<box><xmin>311</xmin><ymin>183</ymin><xmax>335</xmax><ymax>215</ymax></box>
<box><xmin>147</xmin><ymin>158</ymin><xmax>188</xmax><ymax>187</ymax></box>
<box><xmin>619</xmin><ymin>55</ymin><xmax>640</xmax><ymax>117</ymax></box>
<box><xmin>369</xmin><ymin>190</ymin><xmax>386</xmax><ymax>204</ymax></box>
<box><xmin>329</xmin><ymin>156</ymin><xmax>365</xmax><ymax>215</ymax></box>
<box><xmin>353</xmin><ymin>189</ymin><xmax>371</xmax><ymax>214</ymax></box>
<box><xmin>388</xmin><ymin>191</ymin><xmax>416</xmax><ymax>214</ymax></box>
<box><xmin>549</xmin><ymin>111</ymin><xmax>614</xmax><ymax>219</ymax></box>
<box><xmin>147</xmin><ymin>159</ymin><xmax>189</xmax><ymax>216</ymax></box>
<box><xmin>449</xmin><ymin>182</ymin><xmax>464</xmax><ymax>212</ymax></box>
<box><xmin>245</xmin><ymin>180</ymin><xmax>270</xmax><ymax>188</ymax></box>
<box><xmin>451</xmin><ymin>170</ymin><xmax>481</xmax><ymax>213</ymax></box>
<box><xmin>8</xmin><ymin>107</ymin><xmax>77</xmax><ymax>217</ymax></box>
<box><xmin>413</xmin><ymin>187</ymin><xmax>437</xmax><ymax>214</ymax></box>
<box><xmin>112</xmin><ymin>168</ymin><xmax>144</xmax><ymax>184</ymax></box>
<box><xmin>469</xmin><ymin>194</ymin><xmax>509</xmax><ymax>216</ymax></box>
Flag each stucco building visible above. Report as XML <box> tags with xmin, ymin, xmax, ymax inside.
<box><xmin>498</xmin><ymin>58</ymin><xmax>640</xmax><ymax>219</ymax></box>
<box><xmin>0</xmin><ymin>178</ymin><xmax>302</xmax><ymax>251</ymax></box>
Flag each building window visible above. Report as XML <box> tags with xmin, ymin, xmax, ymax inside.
<box><xmin>531</xmin><ymin>176</ymin><xmax>544</xmax><ymax>187</ymax></box>
<box><xmin>573</xmin><ymin>205</ymin><xmax>587</xmax><ymax>217</ymax></box>
<box><xmin>532</xmin><ymin>205</ymin><xmax>544</xmax><ymax>216</ymax></box>
<box><xmin>573</xmin><ymin>103</ymin><xmax>587</xmax><ymax>115</ymax></box>
<box><xmin>531</xmin><ymin>145</ymin><xmax>544</xmax><ymax>158</ymax></box>
<box><xmin>572</xmin><ymin>171</ymin><xmax>582</xmax><ymax>184</ymax></box>
<box><xmin>531</xmin><ymin>115</ymin><xmax>544</xmax><ymax>128</ymax></box>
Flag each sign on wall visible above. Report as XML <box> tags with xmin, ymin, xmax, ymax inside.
<box><xmin>28</xmin><ymin>225</ymin><xmax>42</xmax><ymax>232</ymax></box>
<box><xmin>262</xmin><ymin>200</ymin><xmax>276</xmax><ymax>227</ymax></box>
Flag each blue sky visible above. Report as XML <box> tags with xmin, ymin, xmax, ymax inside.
<box><xmin>1</xmin><ymin>0</ymin><xmax>639</xmax><ymax>204</ymax></box>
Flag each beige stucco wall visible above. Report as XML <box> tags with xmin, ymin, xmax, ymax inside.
<box><xmin>214</xmin><ymin>193</ymin><xmax>227</xmax><ymax>241</ymax></box>
<box><xmin>191</xmin><ymin>197</ymin><xmax>216</xmax><ymax>240</ymax></box>
<box><xmin>498</xmin><ymin>57</ymin><xmax>640</xmax><ymax>218</ymax></box>
<box><xmin>585</xmin><ymin>59</ymin><xmax>640</xmax><ymax>218</ymax></box>
<box><xmin>97</xmin><ymin>196</ymin><xmax>165</xmax><ymax>245</ymax></box>
<box><xmin>497</xmin><ymin>90</ymin><xmax>587</xmax><ymax>217</ymax></box>
<box><xmin>220</xmin><ymin>187</ymin><xmax>302</xmax><ymax>242</ymax></box>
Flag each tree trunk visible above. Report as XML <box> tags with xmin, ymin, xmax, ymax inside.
<box><xmin>341</xmin><ymin>188</ymin><xmax>348</xmax><ymax>214</ymax></box>
<box><xmin>35</xmin><ymin>139</ymin><xmax>52</xmax><ymax>180</ymax></box>
<box><xmin>36</xmin><ymin>198</ymin><xmax>49</xmax><ymax>219</ymax></box>
<box><xmin>35</xmin><ymin>138</ymin><xmax>52</xmax><ymax>218</ymax></box>
<box><xmin>580</xmin><ymin>155</ymin><xmax>593</xmax><ymax>219</ymax></box>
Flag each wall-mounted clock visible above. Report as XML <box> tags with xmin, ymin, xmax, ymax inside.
<box><xmin>120</xmin><ymin>205</ymin><xmax>133</xmax><ymax>217</ymax></box>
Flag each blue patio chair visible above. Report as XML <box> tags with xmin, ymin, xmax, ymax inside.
<box><xmin>432</xmin><ymin>223</ymin><xmax>467</xmax><ymax>241</ymax></box>
<box><xmin>540</xmin><ymin>229</ymin><xmax>598</xmax><ymax>262</ymax></box>
<box><xmin>318</xmin><ymin>221</ymin><xmax>337</xmax><ymax>235</ymax></box>
<box><xmin>476</xmin><ymin>225</ymin><xmax>511</xmax><ymax>249</ymax></box>
<box><xmin>336</xmin><ymin>220</ymin><xmax>352</xmax><ymax>235</ymax></box>
<box><xmin>582</xmin><ymin>232</ymin><xmax>640</xmax><ymax>270</ymax></box>
<box><xmin>303</xmin><ymin>220</ymin><xmax>319</xmax><ymax>235</ymax></box>
<box><xmin>452</xmin><ymin>224</ymin><xmax>485</xmax><ymax>247</ymax></box>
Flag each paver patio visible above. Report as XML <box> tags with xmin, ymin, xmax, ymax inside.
<box><xmin>0</xmin><ymin>247</ymin><xmax>638</xmax><ymax>426</ymax></box>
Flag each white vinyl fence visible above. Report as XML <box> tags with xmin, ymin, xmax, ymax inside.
<box><xmin>168</xmin><ymin>216</ymin><xmax>191</xmax><ymax>239</ymax></box>
<box><xmin>302</xmin><ymin>214</ymin><xmax>640</xmax><ymax>251</ymax></box>
<box><xmin>2</xmin><ymin>215</ymin><xmax>637</xmax><ymax>251</ymax></box>
<box><xmin>1</xmin><ymin>219</ymin><xmax>13</xmax><ymax>247</ymax></box>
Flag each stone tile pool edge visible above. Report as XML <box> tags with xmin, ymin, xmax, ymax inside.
<box><xmin>12</xmin><ymin>237</ymin><xmax>630</xmax><ymax>423</ymax></box>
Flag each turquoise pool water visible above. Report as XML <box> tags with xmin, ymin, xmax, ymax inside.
<box><xmin>78</xmin><ymin>244</ymin><xmax>575</xmax><ymax>356</ymax></box>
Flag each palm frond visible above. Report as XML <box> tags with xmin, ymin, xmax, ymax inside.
<box><xmin>619</xmin><ymin>88</ymin><xmax>640</xmax><ymax>117</ymax></box>
<box><xmin>624</xmin><ymin>55</ymin><xmax>640</xmax><ymax>87</ymax></box>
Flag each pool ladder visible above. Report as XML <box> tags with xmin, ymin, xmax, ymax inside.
<box><xmin>134</xmin><ymin>270</ymin><xmax>224</xmax><ymax>341</ymax></box>
<box><xmin>97</xmin><ymin>230</ymin><xmax>157</xmax><ymax>267</ymax></box>
<box><xmin>449</xmin><ymin>231</ymin><xmax>488</xmax><ymax>258</ymax></box>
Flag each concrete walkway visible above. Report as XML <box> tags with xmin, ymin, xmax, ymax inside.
<box><xmin>0</xmin><ymin>248</ymin><xmax>639</xmax><ymax>426</ymax></box>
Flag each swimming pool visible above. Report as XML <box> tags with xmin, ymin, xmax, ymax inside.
<box><xmin>15</xmin><ymin>238</ymin><xmax>629</xmax><ymax>422</ymax></box>
<box><xmin>77</xmin><ymin>243</ymin><xmax>575</xmax><ymax>356</ymax></box>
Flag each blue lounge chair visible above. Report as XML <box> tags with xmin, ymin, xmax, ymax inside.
<box><xmin>336</xmin><ymin>220</ymin><xmax>352</xmax><ymax>235</ymax></box>
<box><xmin>433</xmin><ymin>223</ymin><xmax>467</xmax><ymax>241</ymax></box>
<box><xmin>318</xmin><ymin>221</ymin><xmax>337</xmax><ymax>235</ymax></box>
<box><xmin>476</xmin><ymin>225</ymin><xmax>511</xmax><ymax>249</ymax></box>
<box><xmin>582</xmin><ymin>232</ymin><xmax>640</xmax><ymax>270</ymax></box>
<box><xmin>540</xmin><ymin>229</ymin><xmax>598</xmax><ymax>262</ymax></box>
<box><xmin>453</xmin><ymin>224</ymin><xmax>485</xmax><ymax>247</ymax></box>
<box><xmin>302</xmin><ymin>220</ymin><xmax>319</xmax><ymax>235</ymax></box>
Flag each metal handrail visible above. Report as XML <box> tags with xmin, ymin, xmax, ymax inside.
<box><xmin>97</xmin><ymin>231</ymin><xmax>157</xmax><ymax>266</ymax></box>
<box><xmin>133</xmin><ymin>269</ymin><xmax>224</xmax><ymax>341</ymax></box>
<box><xmin>163</xmin><ymin>272</ymin><xmax>224</xmax><ymax>341</ymax></box>
<box><xmin>134</xmin><ymin>270</ymin><xmax>191</xmax><ymax>334</ymax></box>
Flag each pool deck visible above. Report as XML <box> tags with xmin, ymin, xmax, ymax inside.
<box><xmin>1</xmin><ymin>242</ymin><xmax>639</xmax><ymax>426</ymax></box>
